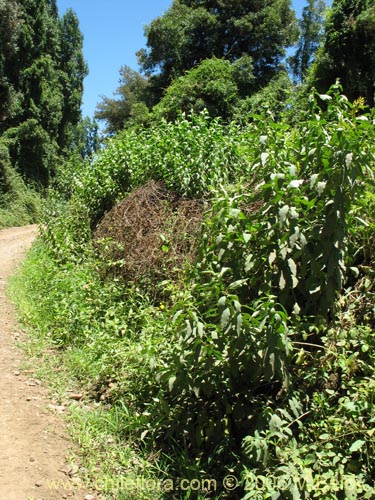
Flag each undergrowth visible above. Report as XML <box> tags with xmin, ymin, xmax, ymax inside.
<box><xmin>11</xmin><ymin>85</ymin><xmax>375</xmax><ymax>499</ymax></box>
<box><xmin>0</xmin><ymin>138</ymin><xmax>41</xmax><ymax>228</ymax></box>
<box><xmin>9</xmin><ymin>240</ymin><xmax>167</xmax><ymax>500</ymax></box>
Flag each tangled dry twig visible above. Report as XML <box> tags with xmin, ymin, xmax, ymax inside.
<box><xmin>94</xmin><ymin>181</ymin><xmax>204</xmax><ymax>287</ymax></box>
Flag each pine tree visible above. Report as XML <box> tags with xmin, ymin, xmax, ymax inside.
<box><xmin>0</xmin><ymin>0</ymin><xmax>23</xmax><ymax>120</ymax></box>
<box><xmin>58</xmin><ymin>9</ymin><xmax>88</xmax><ymax>151</ymax></box>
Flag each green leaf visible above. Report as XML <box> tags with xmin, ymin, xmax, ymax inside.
<box><xmin>269</xmin><ymin>250</ymin><xmax>277</xmax><ymax>265</ymax></box>
<box><xmin>140</xmin><ymin>430</ymin><xmax>149</xmax><ymax>440</ymax></box>
<box><xmin>288</xmin><ymin>257</ymin><xmax>297</xmax><ymax>276</ymax></box>
<box><xmin>319</xmin><ymin>94</ymin><xmax>332</xmax><ymax>101</ymax></box>
<box><xmin>319</xmin><ymin>433</ymin><xmax>330</xmax><ymax>440</ymax></box>
<box><xmin>291</xmin><ymin>275</ymin><xmax>299</xmax><ymax>288</ymax></box>
<box><xmin>288</xmin><ymin>179</ymin><xmax>304</xmax><ymax>189</ymax></box>
<box><xmin>228</xmin><ymin>279</ymin><xmax>247</xmax><ymax>290</ymax></box>
<box><xmin>349</xmin><ymin>440</ymin><xmax>365</xmax><ymax>453</ymax></box>
<box><xmin>219</xmin><ymin>267</ymin><xmax>231</xmax><ymax>277</ymax></box>
<box><xmin>197</xmin><ymin>321</ymin><xmax>204</xmax><ymax>337</ymax></box>
<box><xmin>279</xmin><ymin>205</ymin><xmax>289</xmax><ymax>225</ymax></box>
<box><xmin>245</xmin><ymin>254</ymin><xmax>254</xmax><ymax>272</ymax></box>
<box><xmin>236</xmin><ymin>313</ymin><xmax>243</xmax><ymax>334</ymax></box>
<box><xmin>221</xmin><ymin>307</ymin><xmax>231</xmax><ymax>329</ymax></box>
<box><xmin>217</xmin><ymin>296</ymin><xmax>227</xmax><ymax>306</ymax></box>
<box><xmin>261</xmin><ymin>152</ymin><xmax>269</xmax><ymax>165</ymax></box>
<box><xmin>168</xmin><ymin>376</ymin><xmax>177</xmax><ymax>391</ymax></box>
<box><xmin>349</xmin><ymin>267</ymin><xmax>359</xmax><ymax>277</ymax></box>
<box><xmin>344</xmin><ymin>476</ymin><xmax>357</xmax><ymax>500</ymax></box>
<box><xmin>289</xmin><ymin>397</ymin><xmax>302</xmax><ymax>419</ymax></box>
<box><xmin>279</xmin><ymin>272</ymin><xmax>286</xmax><ymax>290</ymax></box>
<box><xmin>243</xmin><ymin>232</ymin><xmax>251</xmax><ymax>243</ymax></box>
<box><xmin>269</xmin><ymin>414</ymin><xmax>282</xmax><ymax>431</ymax></box>
<box><xmin>345</xmin><ymin>153</ymin><xmax>353</xmax><ymax>167</ymax></box>
<box><xmin>172</xmin><ymin>310</ymin><xmax>183</xmax><ymax>321</ymax></box>
<box><xmin>228</xmin><ymin>208</ymin><xmax>241</xmax><ymax>218</ymax></box>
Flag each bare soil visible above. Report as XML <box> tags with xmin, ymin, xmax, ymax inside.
<box><xmin>0</xmin><ymin>225</ymin><xmax>96</xmax><ymax>500</ymax></box>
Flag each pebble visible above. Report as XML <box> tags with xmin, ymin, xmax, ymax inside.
<box><xmin>68</xmin><ymin>392</ymin><xmax>83</xmax><ymax>400</ymax></box>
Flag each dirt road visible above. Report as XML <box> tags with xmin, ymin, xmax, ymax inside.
<box><xmin>0</xmin><ymin>226</ymin><xmax>94</xmax><ymax>500</ymax></box>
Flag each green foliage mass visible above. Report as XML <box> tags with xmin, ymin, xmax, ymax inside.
<box><xmin>154</xmin><ymin>58</ymin><xmax>246</xmax><ymax>122</ymax></box>
<box><xmin>0</xmin><ymin>0</ymin><xmax>89</xmax><ymax>226</ymax></box>
<box><xmin>0</xmin><ymin>135</ymin><xmax>41</xmax><ymax>227</ymax></box>
<box><xmin>95</xmin><ymin>0</ymin><xmax>375</xmax><ymax>135</ymax></box>
<box><xmin>311</xmin><ymin>0</ymin><xmax>375</xmax><ymax>106</ymax></box>
<box><xmin>137</xmin><ymin>0</ymin><xmax>298</xmax><ymax>100</ymax></box>
<box><xmin>95</xmin><ymin>66</ymin><xmax>152</xmax><ymax>135</ymax></box>
<box><xmin>74</xmin><ymin>111</ymin><xmax>247</xmax><ymax>224</ymax></box>
<box><xmin>13</xmin><ymin>85</ymin><xmax>375</xmax><ymax>499</ymax></box>
<box><xmin>96</xmin><ymin>0</ymin><xmax>298</xmax><ymax>133</ymax></box>
<box><xmin>0</xmin><ymin>0</ymin><xmax>87</xmax><ymax>181</ymax></box>
<box><xmin>5</xmin><ymin>0</ymin><xmax>375</xmax><ymax>497</ymax></box>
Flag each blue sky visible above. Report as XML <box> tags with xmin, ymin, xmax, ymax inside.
<box><xmin>56</xmin><ymin>0</ymin><xmax>326</xmax><ymax>120</ymax></box>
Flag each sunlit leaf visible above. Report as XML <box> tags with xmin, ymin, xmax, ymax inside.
<box><xmin>279</xmin><ymin>272</ymin><xmax>286</xmax><ymax>290</ymax></box>
<box><xmin>288</xmin><ymin>179</ymin><xmax>304</xmax><ymax>189</ymax></box>
<box><xmin>349</xmin><ymin>440</ymin><xmax>365</xmax><ymax>453</ymax></box>
<box><xmin>221</xmin><ymin>307</ymin><xmax>231</xmax><ymax>329</ymax></box>
<box><xmin>261</xmin><ymin>152</ymin><xmax>269</xmax><ymax>165</ymax></box>
<box><xmin>168</xmin><ymin>376</ymin><xmax>176</xmax><ymax>391</ymax></box>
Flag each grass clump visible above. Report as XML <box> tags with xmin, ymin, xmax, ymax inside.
<box><xmin>10</xmin><ymin>238</ymin><xmax>170</xmax><ymax>499</ymax></box>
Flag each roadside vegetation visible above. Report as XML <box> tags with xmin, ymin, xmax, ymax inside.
<box><xmin>13</xmin><ymin>85</ymin><xmax>375</xmax><ymax>499</ymax></box>
<box><xmin>0</xmin><ymin>142</ymin><xmax>41</xmax><ymax>227</ymax></box>
<box><xmin>6</xmin><ymin>0</ymin><xmax>375</xmax><ymax>498</ymax></box>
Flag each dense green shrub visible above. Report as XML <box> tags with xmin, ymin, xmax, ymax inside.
<box><xmin>153</xmin><ymin>58</ymin><xmax>240</xmax><ymax>121</ymax></box>
<box><xmin>128</xmin><ymin>87</ymin><xmax>374</xmax><ymax>469</ymax></box>
<box><xmin>74</xmin><ymin>111</ymin><xmax>250</xmax><ymax>223</ymax></box>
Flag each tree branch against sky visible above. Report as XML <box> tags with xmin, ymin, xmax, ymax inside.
<box><xmin>288</xmin><ymin>0</ymin><xmax>326</xmax><ymax>83</ymax></box>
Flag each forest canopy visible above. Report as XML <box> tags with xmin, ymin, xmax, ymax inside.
<box><xmin>96</xmin><ymin>0</ymin><xmax>375</xmax><ymax>134</ymax></box>
<box><xmin>0</xmin><ymin>0</ymin><xmax>88</xmax><ymax>187</ymax></box>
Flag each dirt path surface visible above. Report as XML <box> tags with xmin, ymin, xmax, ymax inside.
<box><xmin>0</xmin><ymin>226</ymin><xmax>95</xmax><ymax>500</ymax></box>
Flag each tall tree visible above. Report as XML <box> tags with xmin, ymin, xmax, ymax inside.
<box><xmin>58</xmin><ymin>9</ymin><xmax>88</xmax><ymax>150</ymax></box>
<box><xmin>0</xmin><ymin>0</ymin><xmax>87</xmax><ymax>185</ymax></box>
<box><xmin>0</xmin><ymin>0</ymin><xmax>23</xmax><ymax>120</ymax></box>
<box><xmin>95</xmin><ymin>66</ymin><xmax>151</xmax><ymax>134</ymax></box>
<box><xmin>311</xmin><ymin>0</ymin><xmax>375</xmax><ymax>105</ymax></box>
<box><xmin>288</xmin><ymin>0</ymin><xmax>326</xmax><ymax>83</ymax></box>
<box><xmin>137</xmin><ymin>0</ymin><xmax>298</xmax><ymax>100</ymax></box>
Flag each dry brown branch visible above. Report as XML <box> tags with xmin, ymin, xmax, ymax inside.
<box><xmin>93</xmin><ymin>181</ymin><xmax>204</xmax><ymax>289</ymax></box>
